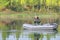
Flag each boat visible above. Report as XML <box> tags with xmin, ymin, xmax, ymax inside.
<box><xmin>23</xmin><ymin>23</ymin><xmax>58</xmax><ymax>30</ymax></box>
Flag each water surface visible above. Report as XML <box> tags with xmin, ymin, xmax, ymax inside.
<box><xmin>0</xmin><ymin>29</ymin><xmax>60</xmax><ymax>40</ymax></box>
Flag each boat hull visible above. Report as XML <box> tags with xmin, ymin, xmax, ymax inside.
<box><xmin>23</xmin><ymin>23</ymin><xmax>58</xmax><ymax>30</ymax></box>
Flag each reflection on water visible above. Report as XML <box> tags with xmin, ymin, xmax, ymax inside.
<box><xmin>0</xmin><ymin>29</ymin><xmax>60</xmax><ymax>40</ymax></box>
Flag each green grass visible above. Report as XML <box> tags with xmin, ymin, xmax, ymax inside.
<box><xmin>0</xmin><ymin>11</ymin><xmax>59</xmax><ymax>24</ymax></box>
<box><xmin>0</xmin><ymin>12</ymin><xmax>58</xmax><ymax>20</ymax></box>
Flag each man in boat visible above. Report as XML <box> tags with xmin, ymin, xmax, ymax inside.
<box><xmin>34</xmin><ymin>16</ymin><xmax>40</xmax><ymax>25</ymax></box>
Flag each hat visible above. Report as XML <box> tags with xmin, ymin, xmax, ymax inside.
<box><xmin>34</xmin><ymin>16</ymin><xmax>38</xmax><ymax>18</ymax></box>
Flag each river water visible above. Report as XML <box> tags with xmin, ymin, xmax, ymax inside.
<box><xmin>0</xmin><ymin>29</ymin><xmax>60</xmax><ymax>40</ymax></box>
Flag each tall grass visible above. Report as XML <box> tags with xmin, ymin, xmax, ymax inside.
<box><xmin>0</xmin><ymin>12</ymin><xmax>59</xmax><ymax>23</ymax></box>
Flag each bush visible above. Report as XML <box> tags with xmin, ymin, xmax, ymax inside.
<box><xmin>0</xmin><ymin>0</ymin><xmax>9</xmax><ymax>11</ymax></box>
<box><xmin>7</xmin><ymin>1</ymin><xmax>24</xmax><ymax>12</ymax></box>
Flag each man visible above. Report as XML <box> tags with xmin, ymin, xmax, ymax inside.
<box><xmin>34</xmin><ymin>16</ymin><xmax>40</xmax><ymax>25</ymax></box>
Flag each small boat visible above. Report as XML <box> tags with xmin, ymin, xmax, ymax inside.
<box><xmin>23</xmin><ymin>23</ymin><xmax>58</xmax><ymax>30</ymax></box>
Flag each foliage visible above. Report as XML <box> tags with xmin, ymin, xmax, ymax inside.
<box><xmin>0</xmin><ymin>0</ymin><xmax>60</xmax><ymax>12</ymax></box>
<box><xmin>7</xmin><ymin>0</ymin><xmax>24</xmax><ymax>12</ymax></box>
<box><xmin>0</xmin><ymin>0</ymin><xmax>9</xmax><ymax>11</ymax></box>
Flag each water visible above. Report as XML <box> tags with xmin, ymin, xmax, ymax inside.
<box><xmin>0</xmin><ymin>20</ymin><xmax>60</xmax><ymax>40</ymax></box>
<box><xmin>0</xmin><ymin>29</ymin><xmax>60</xmax><ymax>40</ymax></box>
